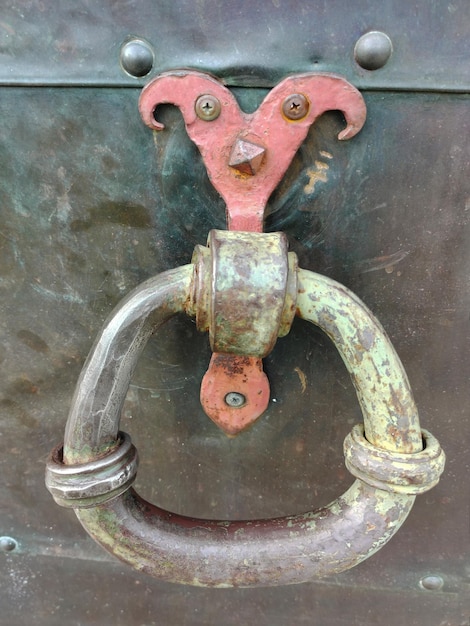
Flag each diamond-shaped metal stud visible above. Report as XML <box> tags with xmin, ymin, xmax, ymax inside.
<box><xmin>228</xmin><ymin>138</ymin><xmax>266</xmax><ymax>176</ymax></box>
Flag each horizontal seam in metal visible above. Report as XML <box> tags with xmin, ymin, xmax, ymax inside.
<box><xmin>0</xmin><ymin>82</ymin><xmax>469</xmax><ymax>94</ymax></box>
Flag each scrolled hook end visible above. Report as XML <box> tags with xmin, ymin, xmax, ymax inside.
<box><xmin>269</xmin><ymin>72</ymin><xmax>367</xmax><ymax>142</ymax></box>
<box><xmin>338</xmin><ymin>122</ymin><xmax>362</xmax><ymax>141</ymax></box>
<box><xmin>138</xmin><ymin>69</ymin><xmax>233</xmax><ymax>133</ymax></box>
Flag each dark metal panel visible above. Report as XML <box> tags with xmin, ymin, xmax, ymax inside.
<box><xmin>0</xmin><ymin>1</ymin><xmax>469</xmax><ymax>90</ymax></box>
<box><xmin>1</xmin><ymin>554</ymin><xmax>468</xmax><ymax>626</ymax></box>
<box><xmin>0</xmin><ymin>85</ymin><xmax>469</xmax><ymax>622</ymax></box>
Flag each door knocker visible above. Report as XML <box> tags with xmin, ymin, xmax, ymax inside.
<box><xmin>46</xmin><ymin>71</ymin><xmax>445</xmax><ymax>587</ymax></box>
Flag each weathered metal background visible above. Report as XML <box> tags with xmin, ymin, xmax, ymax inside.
<box><xmin>0</xmin><ymin>2</ymin><xmax>469</xmax><ymax>624</ymax></box>
<box><xmin>0</xmin><ymin>0</ymin><xmax>469</xmax><ymax>90</ymax></box>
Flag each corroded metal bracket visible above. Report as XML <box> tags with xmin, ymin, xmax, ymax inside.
<box><xmin>140</xmin><ymin>70</ymin><xmax>367</xmax><ymax>431</ymax></box>
<box><xmin>139</xmin><ymin>70</ymin><xmax>366</xmax><ymax>232</ymax></box>
<box><xmin>190</xmin><ymin>230</ymin><xmax>297</xmax><ymax>434</ymax></box>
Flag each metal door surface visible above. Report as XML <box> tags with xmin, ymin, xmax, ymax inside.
<box><xmin>0</xmin><ymin>2</ymin><xmax>469</xmax><ymax>624</ymax></box>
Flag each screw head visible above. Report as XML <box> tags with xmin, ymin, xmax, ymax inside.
<box><xmin>120</xmin><ymin>38</ymin><xmax>154</xmax><ymax>78</ymax></box>
<box><xmin>224</xmin><ymin>392</ymin><xmax>246</xmax><ymax>408</ymax></box>
<box><xmin>419</xmin><ymin>575</ymin><xmax>444</xmax><ymax>591</ymax></box>
<box><xmin>195</xmin><ymin>94</ymin><xmax>221</xmax><ymax>121</ymax></box>
<box><xmin>282</xmin><ymin>94</ymin><xmax>309</xmax><ymax>120</ymax></box>
<box><xmin>0</xmin><ymin>536</ymin><xmax>18</xmax><ymax>552</ymax></box>
<box><xmin>354</xmin><ymin>31</ymin><xmax>393</xmax><ymax>71</ymax></box>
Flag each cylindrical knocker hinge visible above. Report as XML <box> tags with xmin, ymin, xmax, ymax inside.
<box><xmin>189</xmin><ymin>229</ymin><xmax>298</xmax><ymax>357</ymax></box>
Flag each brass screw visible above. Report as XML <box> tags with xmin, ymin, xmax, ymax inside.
<box><xmin>195</xmin><ymin>94</ymin><xmax>221</xmax><ymax>121</ymax></box>
<box><xmin>282</xmin><ymin>94</ymin><xmax>309</xmax><ymax>120</ymax></box>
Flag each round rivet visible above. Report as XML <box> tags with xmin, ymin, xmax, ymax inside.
<box><xmin>354</xmin><ymin>31</ymin><xmax>393</xmax><ymax>71</ymax></box>
<box><xmin>282</xmin><ymin>94</ymin><xmax>309</xmax><ymax>120</ymax></box>
<box><xmin>419</xmin><ymin>575</ymin><xmax>444</xmax><ymax>591</ymax></box>
<box><xmin>0</xmin><ymin>536</ymin><xmax>18</xmax><ymax>552</ymax></box>
<box><xmin>195</xmin><ymin>95</ymin><xmax>221</xmax><ymax>121</ymax></box>
<box><xmin>224</xmin><ymin>392</ymin><xmax>246</xmax><ymax>408</ymax></box>
<box><xmin>120</xmin><ymin>39</ymin><xmax>154</xmax><ymax>78</ymax></box>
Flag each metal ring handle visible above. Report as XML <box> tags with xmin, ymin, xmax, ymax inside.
<box><xmin>46</xmin><ymin>264</ymin><xmax>444</xmax><ymax>587</ymax></box>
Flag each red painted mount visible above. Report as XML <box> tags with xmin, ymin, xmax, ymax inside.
<box><xmin>139</xmin><ymin>70</ymin><xmax>366</xmax><ymax>434</ymax></box>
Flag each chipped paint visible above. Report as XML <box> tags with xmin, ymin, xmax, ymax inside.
<box><xmin>304</xmin><ymin>159</ymin><xmax>330</xmax><ymax>194</ymax></box>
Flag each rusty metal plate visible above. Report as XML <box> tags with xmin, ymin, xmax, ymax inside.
<box><xmin>0</xmin><ymin>1</ymin><xmax>469</xmax><ymax>90</ymax></box>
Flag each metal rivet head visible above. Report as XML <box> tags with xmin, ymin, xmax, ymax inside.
<box><xmin>229</xmin><ymin>138</ymin><xmax>266</xmax><ymax>176</ymax></box>
<box><xmin>282</xmin><ymin>94</ymin><xmax>309</xmax><ymax>120</ymax></box>
<box><xmin>354</xmin><ymin>31</ymin><xmax>393</xmax><ymax>71</ymax></box>
<box><xmin>0</xmin><ymin>536</ymin><xmax>18</xmax><ymax>552</ymax></box>
<box><xmin>195</xmin><ymin>95</ymin><xmax>221</xmax><ymax>121</ymax></box>
<box><xmin>419</xmin><ymin>575</ymin><xmax>444</xmax><ymax>591</ymax></box>
<box><xmin>120</xmin><ymin>38</ymin><xmax>154</xmax><ymax>78</ymax></box>
<box><xmin>224</xmin><ymin>392</ymin><xmax>246</xmax><ymax>408</ymax></box>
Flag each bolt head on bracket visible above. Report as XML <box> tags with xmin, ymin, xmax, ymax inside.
<box><xmin>229</xmin><ymin>138</ymin><xmax>266</xmax><ymax>176</ymax></box>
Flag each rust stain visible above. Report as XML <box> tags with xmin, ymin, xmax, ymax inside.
<box><xmin>211</xmin><ymin>353</ymin><xmax>252</xmax><ymax>376</ymax></box>
<box><xmin>17</xmin><ymin>329</ymin><xmax>49</xmax><ymax>353</ymax></box>
<box><xmin>358</xmin><ymin>250</ymin><xmax>410</xmax><ymax>274</ymax></box>
<box><xmin>386</xmin><ymin>425</ymin><xmax>405</xmax><ymax>449</ymax></box>
<box><xmin>294</xmin><ymin>366</ymin><xmax>307</xmax><ymax>393</ymax></box>
<box><xmin>0</xmin><ymin>21</ymin><xmax>15</xmax><ymax>36</ymax></box>
<box><xmin>303</xmin><ymin>160</ymin><xmax>330</xmax><ymax>194</ymax></box>
<box><xmin>200</xmin><ymin>354</ymin><xmax>269</xmax><ymax>436</ymax></box>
